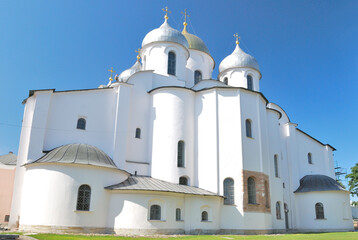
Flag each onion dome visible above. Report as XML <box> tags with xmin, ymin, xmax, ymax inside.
<box><xmin>294</xmin><ymin>175</ymin><xmax>347</xmax><ymax>193</ymax></box>
<box><xmin>116</xmin><ymin>60</ymin><xmax>141</xmax><ymax>83</ymax></box>
<box><xmin>142</xmin><ymin>18</ymin><xmax>189</xmax><ymax>49</ymax></box>
<box><xmin>182</xmin><ymin>24</ymin><xmax>210</xmax><ymax>55</ymax></box>
<box><xmin>27</xmin><ymin>143</ymin><xmax>118</xmax><ymax>169</ymax></box>
<box><xmin>219</xmin><ymin>38</ymin><xmax>260</xmax><ymax>75</ymax></box>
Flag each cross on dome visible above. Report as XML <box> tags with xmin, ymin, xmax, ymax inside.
<box><xmin>108</xmin><ymin>67</ymin><xmax>115</xmax><ymax>82</ymax></box>
<box><xmin>162</xmin><ymin>6</ymin><xmax>171</xmax><ymax>20</ymax></box>
<box><xmin>135</xmin><ymin>48</ymin><xmax>141</xmax><ymax>62</ymax></box>
<box><xmin>234</xmin><ymin>33</ymin><xmax>240</xmax><ymax>45</ymax></box>
<box><xmin>181</xmin><ymin>9</ymin><xmax>190</xmax><ymax>29</ymax></box>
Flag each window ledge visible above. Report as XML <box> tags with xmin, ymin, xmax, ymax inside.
<box><xmin>201</xmin><ymin>220</ymin><xmax>212</xmax><ymax>223</ymax></box>
<box><xmin>315</xmin><ymin>218</ymin><xmax>326</xmax><ymax>220</ymax></box>
<box><xmin>248</xmin><ymin>203</ymin><xmax>259</xmax><ymax>205</ymax></box>
<box><xmin>148</xmin><ymin>220</ymin><xmax>166</xmax><ymax>222</ymax></box>
<box><xmin>223</xmin><ymin>204</ymin><xmax>237</xmax><ymax>206</ymax></box>
<box><xmin>74</xmin><ymin>210</ymin><xmax>93</xmax><ymax>213</ymax></box>
<box><xmin>176</xmin><ymin>220</ymin><xmax>184</xmax><ymax>222</ymax></box>
<box><xmin>246</xmin><ymin>137</ymin><xmax>254</xmax><ymax>140</ymax></box>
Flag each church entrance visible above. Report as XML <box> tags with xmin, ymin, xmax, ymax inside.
<box><xmin>284</xmin><ymin>203</ymin><xmax>289</xmax><ymax>230</ymax></box>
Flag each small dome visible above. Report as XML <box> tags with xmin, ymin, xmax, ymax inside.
<box><xmin>294</xmin><ymin>174</ymin><xmax>347</xmax><ymax>193</ymax></box>
<box><xmin>219</xmin><ymin>44</ymin><xmax>260</xmax><ymax>74</ymax></box>
<box><xmin>116</xmin><ymin>60</ymin><xmax>141</xmax><ymax>83</ymax></box>
<box><xmin>142</xmin><ymin>19</ymin><xmax>189</xmax><ymax>49</ymax></box>
<box><xmin>182</xmin><ymin>28</ymin><xmax>210</xmax><ymax>55</ymax></box>
<box><xmin>29</xmin><ymin>144</ymin><xmax>118</xmax><ymax>169</ymax></box>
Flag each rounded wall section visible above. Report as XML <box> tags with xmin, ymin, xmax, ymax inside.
<box><xmin>219</xmin><ymin>68</ymin><xmax>260</xmax><ymax>91</ymax></box>
<box><xmin>186</xmin><ymin>50</ymin><xmax>214</xmax><ymax>87</ymax></box>
<box><xmin>295</xmin><ymin>191</ymin><xmax>353</xmax><ymax>231</ymax></box>
<box><xmin>19</xmin><ymin>164</ymin><xmax>128</xmax><ymax>232</ymax></box>
<box><xmin>141</xmin><ymin>43</ymin><xmax>189</xmax><ymax>80</ymax></box>
<box><xmin>150</xmin><ymin>89</ymin><xmax>195</xmax><ymax>184</ymax></box>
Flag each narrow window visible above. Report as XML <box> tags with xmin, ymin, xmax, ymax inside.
<box><xmin>179</xmin><ymin>176</ymin><xmax>188</xmax><ymax>185</ymax></box>
<box><xmin>4</xmin><ymin>215</ymin><xmax>10</xmax><ymax>222</ymax></box>
<box><xmin>76</xmin><ymin>184</ymin><xmax>91</xmax><ymax>211</ymax></box>
<box><xmin>135</xmin><ymin>128</ymin><xmax>141</xmax><ymax>138</ymax></box>
<box><xmin>177</xmin><ymin>140</ymin><xmax>185</xmax><ymax>167</ymax></box>
<box><xmin>246</xmin><ymin>119</ymin><xmax>252</xmax><ymax>138</ymax></box>
<box><xmin>308</xmin><ymin>153</ymin><xmax>313</xmax><ymax>164</ymax></box>
<box><xmin>265</xmin><ymin>181</ymin><xmax>270</xmax><ymax>208</ymax></box>
<box><xmin>274</xmin><ymin>155</ymin><xmax>279</xmax><ymax>177</ymax></box>
<box><xmin>168</xmin><ymin>51</ymin><xmax>176</xmax><ymax>75</ymax></box>
<box><xmin>223</xmin><ymin>77</ymin><xmax>228</xmax><ymax>85</ymax></box>
<box><xmin>176</xmin><ymin>208</ymin><xmax>181</xmax><ymax>221</ymax></box>
<box><xmin>194</xmin><ymin>70</ymin><xmax>202</xmax><ymax>85</ymax></box>
<box><xmin>247</xmin><ymin>75</ymin><xmax>253</xmax><ymax>90</ymax></box>
<box><xmin>315</xmin><ymin>202</ymin><xmax>324</xmax><ymax>219</ymax></box>
<box><xmin>150</xmin><ymin>205</ymin><xmax>161</xmax><ymax>220</ymax></box>
<box><xmin>248</xmin><ymin>177</ymin><xmax>256</xmax><ymax>204</ymax></box>
<box><xmin>276</xmin><ymin>202</ymin><xmax>281</xmax><ymax>219</ymax></box>
<box><xmin>201</xmin><ymin>211</ymin><xmax>208</xmax><ymax>221</ymax></box>
<box><xmin>223</xmin><ymin>178</ymin><xmax>235</xmax><ymax>205</ymax></box>
<box><xmin>77</xmin><ymin>118</ymin><xmax>86</xmax><ymax>130</ymax></box>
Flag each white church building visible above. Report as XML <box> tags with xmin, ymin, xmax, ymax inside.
<box><xmin>9</xmin><ymin>10</ymin><xmax>353</xmax><ymax>234</ymax></box>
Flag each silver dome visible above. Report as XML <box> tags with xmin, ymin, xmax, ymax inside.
<box><xmin>219</xmin><ymin>45</ymin><xmax>260</xmax><ymax>73</ymax></box>
<box><xmin>117</xmin><ymin>60</ymin><xmax>141</xmax><ymax>83</ymax></box>
<box><xmin>142</xmin><ymin>19</ymin><xmax>189</xmax><ymax>48</ymax></box>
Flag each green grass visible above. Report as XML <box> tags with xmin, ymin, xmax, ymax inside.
<box><xmin>28</xmin><ymin>232</ymin><xmax>358</xmax><ymax>240</ymax></box>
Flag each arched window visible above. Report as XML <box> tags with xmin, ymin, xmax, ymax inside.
<box><xmin>76</xmin><ymin>184</ymin><xmax>91</xmax><ymax>211</ymax></box>
<box><xmin>135</xmin><ymin>128</ymin><xmax>141</xmax><ymax>138</ymax></box>
<box><xmin>248</xmin><ymin>177</ymin><xmax>256</xmax><ymax>204</ymax></box>
<box><xmin>246</xmin><ymin>119</ymin><xmax>252</xmax><ymax>138</ymax></box>
<box><xmin>77</xmin><ymin>118</ymin><xmax>86</xmax><ymax>130</ymax></box>
<box><xmin>276</xmin><ymin>202</ymin><xmax>281</xmax><ymax>219</ymax></box>
<box><xmin>179</xmin><ymin>176</ymin><xmax>188</xmax><ymax>185</ymax></box>
<box><xmin>265</xmin><ymin>180</ymin><xmax>270</xmax><ymax>208</ymax></box>
<box><xmin>176</xmin><ymin>208</ymin><xmax>181</xmax><ymax>221</ymax></box>
<box><xmin>223</xmin><ymin>77</ymin><xmax>228</xmax><ymax>85</ymax></box>
<box><xmin>308</xmin><ymin>153</ymin><xmax>313</xmax><ymax>164</ymax></box>
<box><xmin>167</xmin><ymin>51</ymin><xmax>176</xmax><ymax>75</ymax></box>
<box><xmin>194</xmin><ymin>70</ymin><xmax>202</xmax><ymax>85</ymax></box>
<box><xmin>315</xmin><ymin>202</ymin><xmax>324</xmax><ymax>219</ymax></box>
<box><xmin>150</xmin><ymin>205</ymin><xmax>161</xmax><ymax>220</ymax></box>
<box><xmin>223</xmin><ymin>178</ymin><xmax>235</xmax><ymax>205</ymax></box>
<box><xmin>274</xmin><ymin>154</ymin><xmax>279</xmax><ymax>177</ymax></box>
<box><xmin>247</xmin><ymin>75</ymin><xmax>253</xmax><ymax>90</ymax></box>
<box><xmin>177</xmin><ymin>141</ymin><xmax>185</xmax><ymax>167</ymax></box>
<box><xmin>201</xmin><ymin>211</ymin><xmax>208</xmax><ymax>221</ymax></box>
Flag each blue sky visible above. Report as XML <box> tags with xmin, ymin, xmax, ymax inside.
<box><xmin>0</xmin><ymin>1</ymin><xmax>357</xmax><ymax>187</ymax></box>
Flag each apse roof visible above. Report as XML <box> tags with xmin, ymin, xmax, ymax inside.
<box><xmin>27</xmin><ymin>143</ymin><xmax>118</xmax><ymax>170</ymax></box>
<box><xmin>0</xmin><ymin>152</ymin><xmax>17</xmax><ymax>165</ymax></box>
<box><xmin>105</xmin><ymin>175</ymin><xmax>222</xmax><ymax>197</ymax></box>
<box><xmin>294</xmin><ymin>174</ymin><xmax>347</xmax><ymax>193</ymax></box>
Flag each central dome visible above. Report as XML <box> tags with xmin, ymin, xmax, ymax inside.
<box><xmin>142</xmin><ymin>19</ymin><xmax>189</xmax><ymax>48</ymax></box>
<box><xmin>182</xmin><ymin>27</ymin><xmax>210</xmax><ymax>55</ymax></box>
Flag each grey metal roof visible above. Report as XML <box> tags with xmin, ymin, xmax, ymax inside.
<box><xmin>105</xmin><ymin>176</ymin><xmax>222</xmax><ymax>197</ymax></box>
<box><xmin>294</xmin><ymin>174</ymin><xmax>347</xmax><ymax>193</ymax></box>
<box><xmin>28</xmin><ymin>144</ymin><xmax>118</xmax><ymax>169</ymax></box>
<box><xmin>0</xmin><ymin>152</ymin><xmax>17</xmax><ymax>165</ymax></box>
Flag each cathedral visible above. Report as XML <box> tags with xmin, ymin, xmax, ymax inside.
<box><xmin>9</xmin><ymin>9</ymin><xmax>353</xmax><ymax>234</ymax></box>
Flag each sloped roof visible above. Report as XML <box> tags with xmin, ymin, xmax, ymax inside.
<box><xmin>294</xmin><ymin>174</ymin><xmax>347</xmax><ymax>193</ymax></box>
<box><xmin>0</xmin><ymin>152</ymin><xmax>17</xmax><ymax>165</ymax></box>
<box><xmin>27</xmin><ymin>144</ymin><xmax>118</xmax><ymax>169</ymax></box>
<box><xmin>105</xmin><ymin>176</ymin><xmax>222</xmax><ymax>197</ymax></box>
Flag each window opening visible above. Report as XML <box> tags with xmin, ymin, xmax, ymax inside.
<box><xmin>168</xmin><ymin>51</ymin><xmax>176</xmax><ymax>75</ymax></box>
<box><xmin>150</xmin><ymin>205</ymin><xmax>161</xmax><ymax>220</ymax></box>
<box><xmin>77</xmin><ymin>118</ymin><xmax>86</xmax><ymax>130</ymax></box>
<box><xmin>223</xmin><ymin>178</ymin><xmax>235</xmax><ymax>205</ymax></box>
<box><xmin>76</xmin><ymin>184</ymin><xmax>91</xmax><ymax>211</ymax></box>
<box><xmin>248</xmin><ymin>177</ymin><xmax>256</xmax><ymax>204</ymax></box>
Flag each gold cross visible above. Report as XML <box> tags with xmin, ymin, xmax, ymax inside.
<box><xmin>135</xmin><ymin>48</ymin><xmax>141</xmax><ymax>62</ymax></box>
<box><xmin>234</xmin><ymin>33</ymin><xmax>240</xmax><ymax>45</ymax></box>
<box><xmin>108</xmin><ymin>67</ymin><xmax>115</xmax><ymax>81</ymax></box>
<box><xmin>181</xmin><ymin>9</ymin><xmax>190</xmax><ymax>25</ymax></box>
<box><xmin>162</xmin><ymin>6</ymin><xmax>171</xmax><ymax>20</ymax></box>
